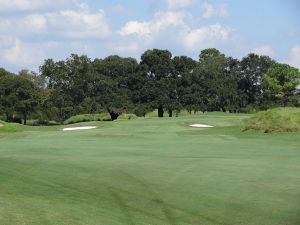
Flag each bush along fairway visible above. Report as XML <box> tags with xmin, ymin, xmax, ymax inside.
<box><xmin>0</xmin><ymin>112</ymin><xmax>300</xmax><ymax>225</ymax></box>
<box><xmin>243</xmin><ymin>107</ymin><xmax>300</xmax><ymax>133</ymax></box>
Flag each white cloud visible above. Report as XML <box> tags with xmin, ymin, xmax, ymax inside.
<box><xmin>22</xmin><ymin>14</ymin><xmax>47</xmax><ymax>30</ymax></box>
<box><xmin>0</xmin><ymin>19</ymin><xmax>11</xmax><ymax>30</ymax></box>
<box><xmin>113</xmin><ymin>42</ymin><xmax>140</xmax><ymax>54</ymax></box>
<box><xmin>287</xmin><ymin>45</ymin><xmax>300</xmax><ymax>69</ymax></box>
<box><xmin>0</xmin><ymin>1</ymin><xmax>111</xmax><ymax>70</ymax></box>
<box><xmin>251</xmin><ymin>45</ymin><xmax>275</xmax><ymax>57</ymax></box>
<box><xmin>112</xmin><ymin>4</ymin><xmax>126</xmax><ymax>14</ymax></box>
<box><xmin>0</xmin><ymin>0</ymin><xmax>235</xmax><ymax>71</ymax></box>
<box><xmin>164</xmin><ymin>0</ymin><xmax>195</xmax><ymax>9</ymax></box>
<box><xmin>0</xmin><ymin>35</ymin><xmax>16</xmax><ymax>49</ymax></box>
<box><xmin>120</xmin><ymin>21</ymin><xmax>152</xmax><ymax>37</ymax></box>
<box><xmin>1</xmin><ymin>4</ymin><xmax>111</xmax><ymax>39</ymax></box>
<box><xmin>184</xmin><ymin>24</ymin><xmax>231</xmax><ymax>51</ymax></box>
<box><xmin>118</xmin><ymin>9</ymin><xmax>233</xmax><ymax>55</ymax></box>
<box><xmin>202</xmin><ymin>2</ymin><xmax>228</xmax><ymax>19</ymax></box>
<box><xmin>52</xmin><ymin>9</ymin><xmax>111</xmax><ymax>39</ymax></box>
<box><xmin>1</xmin><ymin>37</ymin><xmax>43</xmax><ymax>67</ymax></box>
<box><xmin>118</xmin><ymin>10</ymin><xmax>190</xmax><ymax>54</ymax></box>
<box><xmin>120</xmin><ymin>10</ymin><xmax>187</xmax><ymax>38</ymax></box>
<box><xmin>0</xmin><ymin>0</ymin><xmax>72</xmax><ymax>11</ymax></box>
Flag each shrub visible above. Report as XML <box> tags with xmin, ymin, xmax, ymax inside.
<box><xmin>0</xmin><ymin>123</ymin><xmax>22</xmax><ymax>132</ymax></box>
<box><xmin>64</xmin><ymin>113</ymin><xmax>111</xmax><ymax>125</ymax></box>
<box><xmin>26</xmin><ymin>120</ymin><xmax>59</xmax><ymax>126</ymax></box>
<box><xmin>243</xmin><ymin>107</ymin><xmax>300</xmax><ymax>133</ymax></box>
<box><xmin>117</xmin><ymin>114</ymin><xmax>138</xmax><ymax>120</ymax></box>
<box><xmin>134</xmin><ymin>105</ymin><xmax>151</xmax><ymax>117</ymax></box>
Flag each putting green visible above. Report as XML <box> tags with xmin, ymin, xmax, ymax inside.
<box><xmin>0</xmin><ymin>113</ymin><xmax>299</xmax><ymax>225</ymax></box>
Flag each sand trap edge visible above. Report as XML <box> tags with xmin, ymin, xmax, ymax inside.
<box><xmin>190</xmin><ymin>124</ymin><xmax>214</xmax><ymax>128</ymax></box>
<box><xmin>63</xmin><ymin>126</ymin><xmax>97</xmax><ymax>131</ymax></box>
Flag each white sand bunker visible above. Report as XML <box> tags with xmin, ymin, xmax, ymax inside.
<box><xmin>63</xmin><ymin>126</ymin><xmax>97</xmax><ymax>131</ymax></box>
<box><xmin>190</xmin><ymin>124</ymin><xmax>214</xmax><ymax>128</ymax></box>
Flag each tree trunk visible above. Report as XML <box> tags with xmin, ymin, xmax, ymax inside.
<box><xmin>108</xmin><ymin>109</ymin><xmax>119</xmax><ymax>121</ymax></box>
<box><xmin>5</xmin><ymin>112</ymin><xmax>12</xmax><ymax>122</ymax></box>
<box><xmin>23</xmin><ymin>113</ymin><xmax>27</xmax><ymax>125</ymax></box>
<box><xmin>158</xmin><ymin>105</ymin><xmax>164</xmax><ymax>118</ymax></box>
<box><xmin>168</xmin><ymin>109</ymin><xmax>173</xmax><ymax>117</ymax></box>
<box><xmin>283</xmin><ymin>95</ymin><xmax>288</xmax><ymax>107</ymax></box>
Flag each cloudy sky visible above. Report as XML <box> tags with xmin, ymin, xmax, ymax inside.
<box><xmin>0</xmin><ymin>0</ymin><xmax>299</xmax><ymax>72</ymax></box>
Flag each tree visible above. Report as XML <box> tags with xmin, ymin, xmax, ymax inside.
<box><xmin>19</xmin><ymin>69</ymin><xmax>47</xmax><ymax>89</ymax></box>
<box><xmin>264</xmin><ymin>63</ymin><xmax>300</xmax><ymax>107</ymax></box>
<box><xmin>173</xmin><ymin>56</ymin><xmax>197</xmax><ymax>77</ymax></box>
<box><xmin>0</xmin><ymin>75</ymin><xmax>18</xmax><ymax>121</ymax></box>
<box><xmin>140</xmin><ymin>49</ymin><xmax>175</xmax><ymax>117</ymax></box>
<box><xmin>0</xmin><ymin>68</ymin><xmax>13</xmax><ymax>77</ymax></box>
<box><xmin>237</xmin><ymin>54</ymin><xmax>275</xmax><ymax>109</ymax></box>
<box><xmin>91</xmin><ymin>56</ymin><xmax>139</xmax><ymax>120</ymax></box>
<box><xmin>93</xmin><ymin>55</ymin><xmax>139</xmax><ymax>79</ymax></box>
<box><xmin>15</xmin><ymin>77</ymin><xmax>40</xmax><ymax>125</ymax></box>
<box><xmin>40</xmin><ymin>55</ymin><xmax>94</xmax><ymax>122</ymax></box>
<box><xmin>92</xmin><ymin>75</ymin><xmax>131</xmax><ymax>120</ymax></box>
<box><xmin>0</xmin><ymin>74</ymin><xmax>39</xmax><ymax>124</ymax></box>
<box><xmin>192</xmin><ymin>48</ymin><xmax>240</xmax><ymax>112</ymax></box>
<box><xmin>178</xmin><ymin>72</ymin><xmax>207</xmax><ymax>113</ymax></box>
<box><xmin>40</xmin><ymin>59</ymin><xmax>73</xmax><ymax>123</ymax></box>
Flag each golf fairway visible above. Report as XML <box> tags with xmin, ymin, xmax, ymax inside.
<box><xmin>0</xmin><ymin>113</ymin><xmax>299</xmax><ymax>225</ymax></box>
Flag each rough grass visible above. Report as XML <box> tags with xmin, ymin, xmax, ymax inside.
<box><xmin>1</xmin><ymin>113</ymin><xmax>300</xmax><ymax>225</ymax></box>
<box><xmin>26</xmin><ymin>120</ymin><xmax>59</xmax><ymax>126</ymax></box>
<box><xmin>0</xmin><ymin>122</ymin><xmax>22</xmax><ymax>132</ymax></box>
<box><xmin>243</xmin><ymin>107</ymin><xmax>300</xmax><ymax>133</ymax></box>
<box><xmin>64</xmin><ymin>113</ymin><xmax>111</xmax><ymax>124</ymax></box>
<box><xmin>117</xmin><ymin>114</ymin><xmax>138</xmax><ymax>120</ymax></box>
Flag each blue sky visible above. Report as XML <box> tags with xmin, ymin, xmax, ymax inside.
<box><xmin>0</xmin><ymin>0</ymin><xmax>299</xmax><ymax>72</ymax></box>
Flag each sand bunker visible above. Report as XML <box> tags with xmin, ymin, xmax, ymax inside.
<box><xmin>63</xmin><ymin>126</ymin><xmax>97</xmax><ymax>131</ymax></box>
<box><xmin>190</xmin><ymin>124</ymin><xmax>214</xmax><ymax>128</ymax></box>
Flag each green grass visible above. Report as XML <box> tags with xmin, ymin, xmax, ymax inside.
<box><xmin>0</xmin><ymin>122</ymin><xmax>23</xmax><ymax>132</ymax></box>
<box><xmin>0</xmin><ymin>113</ymin><xmax>300</xmax><ymax>225</ymax></box>
<box><xmin>117</xmin><ymin>114</ymin><xmax>138</xmax><ymax>120</ymax></box>
<box><xmin>64</xmin><ymin>113</ymin><xmax>111</xmax><ymax>124</ymax></box>
<box><xmin>244</xmin><ymin>107</ymin><xmax>300</xmax><ymax>133</ymax></box>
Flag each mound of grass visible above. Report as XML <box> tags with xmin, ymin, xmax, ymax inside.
<box><xmin>243</xmin><ymin>107</ymin><xmax>300</xmax><ymax>133</ymax></box>
<box><xmin>64</xmin><ymin>113</ymin><xmax>111</xmax><ymax>125</ymax></box>
<box><xmin>26</xmin><ymin>120</ymin><xmax>60</xmax><ymax>126</ymax></box>
<box><xmin>0</xmin><ymin>123</ymin><xmax>22</xmax><ymax>132</ymax></box>
<box><xmin>117</xmin><ymin>113</ymin><xmax>138</xmax><ymax>120</ymax></box>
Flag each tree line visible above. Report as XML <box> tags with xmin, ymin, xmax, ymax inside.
<box><xmin>0</xmin><ymin>48</ymin><xmax>299</xmax><ymax>125</ymax></box>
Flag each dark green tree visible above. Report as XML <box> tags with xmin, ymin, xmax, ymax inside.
<box><xmin>264</xmin><ymin>63</ymin><xmax>300</xmax><ymax>107</ymax></box>
<box><xmin>173</xmin><ymin>56</ymin><xmax>197</xmax><ymax>77</ymax></box>
<box><xmin>140</xmin><ymin>49</ymin><xmax>175</xmax><ymax>117</ymax></box>
<box><xmin>91</xmin><ymin>56</ymin><xmax>138</xmax><ymax>120</ymax></box>
<box><xmin>193</xmin><ymin>48</ymin><xmax>239</xmax><ymax>112</ymax></box>
<box><xmin>238</xmin><ymin>53</ymin><xmax>275</xmax><ymax>109</ymax></box>
<box><xmin>0</xmin><ymin>74</ymin><xmax>39</xmax><ymax>124</ymax></box>
<box><xmin>0</xmin><ymin>75</ymin><xmax>18</xmax><ymax>121</ymax></box>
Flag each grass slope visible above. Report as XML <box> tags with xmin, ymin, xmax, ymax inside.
<box><xmin>244</xmin><ymin>107</ymin><xmax>300</xmax><ymax>133</ymax></box>
<box><xmin>0</xmin><ymin>113</ymin><xmax>300</xmax><ymax>225</ymax></box>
